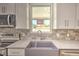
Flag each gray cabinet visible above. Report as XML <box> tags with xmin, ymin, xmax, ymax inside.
<box><xmin>57</xmin><ymin>3</ymin><xmax>76</xmax><ymax>29</ymax></box>
<box><xmin>0</xmin><ymin>3</ymin><xmax>16</xmax><ymax>14</ymax></box>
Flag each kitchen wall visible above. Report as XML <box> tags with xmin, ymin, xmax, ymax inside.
<box><xmin>0</xmin><ymin>3</ymin><xmax>79</xmax><ymax>41</ymax></box>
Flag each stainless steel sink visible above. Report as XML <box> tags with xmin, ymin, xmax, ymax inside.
<box><xmin>27</xmin><ymin>41</ymin><xmax>57</xmax><ymax>49</ymax></box>
<box><xmin>26</xmin><ymin>41</ymin><xmax>59</xmax><ymax>56</ymax></box>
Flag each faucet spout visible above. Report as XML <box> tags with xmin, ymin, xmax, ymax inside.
<box><xmin>37</xmin><ymin>30</ymin><xmax>45</xmax><ymax>40</ymax></box>
<box><xmin>37</xmin><ymin>30</ymin><xmax>42</xmax><ymax>36</ymax></box>
<box><xmin>37</xmin><ymin>30</ymin><xmax>43</xmax><ymax>40</ymax></box>
<box><xmin>0</xmin><ymin>39</ymin><xmax>2</xmax><ymax>46</ymax></box>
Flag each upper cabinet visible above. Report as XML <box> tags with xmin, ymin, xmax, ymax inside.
<box><xmin>0</xmin><ymin>3</ymin><xmax>27</xmax><ymax>29</ymax></box>
<box><xmin>0</xmin><ymin>3</ymin><xmax>16</xmax><ymax>14</ymax></box>
<box><xmin>15</xmin><ymin>3</ymin><xmax>27</xmax><ymax>29</ymax></box>
<box><xmin>7</xmin><ymin>4</ymin><xmax>16</xmax><ymax>14</ymax></box>
<box><xmin>75</xmin><ymin>4</ymin><xmax>79</xmax><ymax>29</ymax></box>
<box><xmin>57</xmin><ymin>3</ymin><xmax>76</xmax><ymax>29</ymax></box>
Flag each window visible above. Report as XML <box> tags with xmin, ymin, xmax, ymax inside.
<box><xmin>31</xmin><ymin>5</ymin><xmax>51</xmax><ymax>32</ymax></box>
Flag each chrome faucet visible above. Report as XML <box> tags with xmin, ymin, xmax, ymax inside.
<box><xmin>0</xmin><ymin>38</ymin><xmax>2</xmax><ymax>46</ymax></box>
<box><xmin>37</xmin><ymin>30</ymin><xmax>45</xmax><ymax>40</ymax></box>
<box><xmin>37</xmin><ymin>30</ymin><xmax>42</xmax><ymax>37</ymax></box>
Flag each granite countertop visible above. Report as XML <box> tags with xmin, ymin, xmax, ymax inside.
<box><xmin>7</xmin><ymin>39</ymin><xmax>31</xmax><ymax>48</ymax></box>
<box><xmin>52</xmin><ymin>40</ymin><xmax>79</xmax><ymax>49</ymax></box>
<box><xmin>0</xmin><ymin>47</ymin><xmax>6</xmax><ymax>49</ymax></box>
<box><xmin>7</xmin><ymin>37</ymin><xmax>79</xmax><ymax>49</ymax></box>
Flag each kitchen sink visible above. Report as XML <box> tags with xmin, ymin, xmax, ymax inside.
<box><xmin>26</xmin><ymin>41</ymin><xmax>59</xmax><ymax>56</ymax></box>
<box><xmin>27</xmin><ymin>41</ymin><xmax>57</xmax><ymax>49</ymax></box>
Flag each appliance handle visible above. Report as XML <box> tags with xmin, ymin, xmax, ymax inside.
<box><xmin>7</xmin><ymin>15</ymin><xmax>10</xmax><ymax>25</ymax></box>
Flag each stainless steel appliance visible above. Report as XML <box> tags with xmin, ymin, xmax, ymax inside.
<box><xmin>0</xmin><ymin>14</ymin><xmax>16</xmax><ymax>27</ymax></box>
<box><xmin>0</xmin><ymin>33</ymin><xmax>20</xmax><ymax>56</ymax></box>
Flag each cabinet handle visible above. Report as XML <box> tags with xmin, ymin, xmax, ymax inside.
<box><xmin>65</xmin><ymin>20</ymin><xmax>66</xmax><ymax>27</ymax></box>
<box><xmin>77</xmin><ymin>20</ymin><xmax>79</xmax><ymax>26</ymax></box>
<box><xmin>2</xmin><ymin>6</ymin><xmax>5</xmax><ymax>13</ymax></box>
<box><xmin>67</xmin><ymin>20</ymin><xmax>69</xmax><ymax>27</ymax></box>
<box><xmin>65</xmin><ymin>20</ymin><xmax>69</xmax><ymax>28</ymax></box>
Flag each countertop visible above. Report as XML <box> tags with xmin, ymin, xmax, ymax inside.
<box><xmin>7</xmin><ymin>37</ymin><xmax>79</xmax><ymax>49</ymax></box>
<box><xmin>52</xmin><ymin>40</ymin><xmax>79</xmax><ymax>49</ymax></box>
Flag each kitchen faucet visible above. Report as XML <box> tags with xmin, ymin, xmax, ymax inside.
<box><xmin>0</xmin><ymin>38</ymin><xmax>2</xmax><ymax>46</ymax></box>
<box><xmin>37</xmin><ymin>30</ymin><xmax>45</xmax><ymax>40</ymax></box>
<box><xmin>37</xmin><ymin>30</ymin><xmax>42</xmax><ymax>37</ymax></box>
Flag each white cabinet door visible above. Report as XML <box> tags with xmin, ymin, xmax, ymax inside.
<box><xmin>8</xmin><ymin>48</ymin><xmax>25</xmax><ymax>56</ymax></box>
<box><xmin>57</xmin><ymin>3</ymin><xmax>75</xmax><ymax>29</ymax></box>
<box><xmin>0</xmin><ymin>49</ymin><xmax>6</xmax><ymax>56</ymax></box>
<box><xmin>57</xmin><ymin>4</ymin><xmax>66</xmax><ymax>29</ymax></box>
<box><xmin>0</xmin><ymin>4</ymin><xmax>7</xmax><ymax>14</ymax></box>
<box><xmin>7</xmin><ymin>3</ymin><xmax>16</xmax><ymax>14</ymax></box>
<box><xmin>0</xmin><ymin>3</ymin><xmax>16</xmax><ymax>14</ymax></box>
<box><xmin>76</xmin><ymin>4</ymin><xmax>79</xmax><ymax>29</ymax></box>
<box><xmin>16</xmin><ymin>3</ymin><xmax>27</xmax><ymax>29</ymax></box>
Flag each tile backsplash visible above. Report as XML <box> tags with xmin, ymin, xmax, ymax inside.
<box><xmin>0</xmin><ymin>28</ymin><xmax>30</xmax><ymax>40</ymax></box>
<box><xmin>52</xmin><ymin>29</ymin><xmax>79</xmax><ymax>40</ymax></box>
<box><xmin>0</xmin><ymin>28</ymin><xmax>30</xmax><ymax>34</ymax></box>
<box><xmin>0</xmin><ymin>28</ymin><xmax>79</xmax><ymax>40</ymax></box>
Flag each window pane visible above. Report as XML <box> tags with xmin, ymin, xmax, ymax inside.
<box><xmin>32</xmin><ymin>6</ymin><xmax>50</xmax><ymax>32</ymax></box>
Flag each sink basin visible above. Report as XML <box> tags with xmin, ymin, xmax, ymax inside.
<box><xmin>26</xmin><ymin>41</ymin><xmax>59</xmax><ymax>56</ymax></box>
<box><xmin>27</xmin><ymin>41</ymin><xmax>57</xmax><ymax>49</ymax></box>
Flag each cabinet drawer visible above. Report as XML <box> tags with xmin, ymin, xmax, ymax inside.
<box><xmin>60</xmin><ymin>49</ymin><xmax>79</xmax><ymax>56</ymax></box>
<box><xmin>8</xmin><ymin>48</ymin><xmax>25</xmax><ymax>56</ymax></box>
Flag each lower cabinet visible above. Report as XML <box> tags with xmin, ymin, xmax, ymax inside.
<box><xmin>7</xmin><ymin>48</ymin><xmax>25</xmax><ymax>56</ymax></box>
<box><xmin>0</xmin><ymin>49</ymin><xmax>6</xmax><ymax>56</ymax></box>
<box><xmin>8</xmin><ymin>48</ymin><xmax>79</xmax><ymax>56</ymax></box>
<box><xmin>60</xmin><ymin>49</ymin><xmax>79</xmax><ymax>56</ymax></box>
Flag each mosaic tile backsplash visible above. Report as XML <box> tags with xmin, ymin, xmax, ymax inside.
<box><xmin>0</xmin><ymin>28</ymin><xmax>30</xmax><ymax>40</ymax></box>
<box><xmin>52</xmin><ymin>29</ymin><xmax>79</xmax><ymax>40</ymax></box>
<box><xmin>0</xmin><ymin>28</ymin><xmax>79</xmax><ymax>40</ymax></box>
